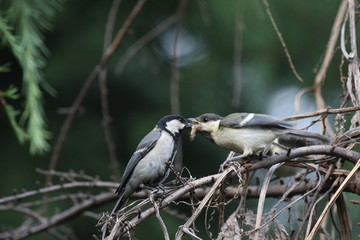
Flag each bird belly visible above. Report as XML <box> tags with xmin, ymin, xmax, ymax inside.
<box><xmin>129</xmin><ymin>133</ymin><xmax>175</xmax><ymax>190</ymax></box>
<box><xmin>213</xmin><ymin>128</ymin><xmax>277</xmax><ymax>155</ymax></box>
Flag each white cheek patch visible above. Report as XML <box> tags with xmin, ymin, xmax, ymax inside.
<box><xmin>166</xmin><ymin>120</ymin><xmax>185</xmax><ymax>134</ymax></box>
<box><xmin>239</xmin><ymin>113</ymin><xmax>254</xmax><ymax>127</ymax></box>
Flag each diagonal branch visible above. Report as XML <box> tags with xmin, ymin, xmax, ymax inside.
<box><xmin>283</xmin><ymin>106</ymin><xmax>360</xmax><ymax>121</ymax></box>
<box><xmin>312</xmin><ymin>0</ymin><xmax>348</xmax><ymax>136</ymax></box>
<box><xmin>0</xmin><ymin>192</ymin><xmax>114</xmax><ymax>240</ymax></box>
<box><xmin>48</xmin><ymin>0</ymin><xmax>148</xmax><ymax>184</ymax></box>
<box><xmin>263</xmin><ymin>0</ymin><xmax>304</xmax><ymax>82</ymax></box>
<box><xmin>112</xmin><ymin>144</ymin><xmax>360</xmax><ymax>238</ymax></box>
<box><xmin>99</xmin><ymin>0</ymin><xmax>123</xmax><ymax>180</ymax></box>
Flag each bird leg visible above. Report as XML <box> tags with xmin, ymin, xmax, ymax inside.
<box><xmin>270</xmin><ymin>141</ymin><xmax>292</xmax><ymax>156</ymax></box>
<box><xmin>148</xmin><ymin>184</ymin><xmax>168</xmax><ymax>204</ymax></box>
<box><xmin>147</xmin><ymin>185</ymin><xmax>168</xmax><ymax>208</ymax></box>
<box><xmin>219</xmin><ymin>151</ymin><xmax>244</xmax><ymax>172</ymax></box>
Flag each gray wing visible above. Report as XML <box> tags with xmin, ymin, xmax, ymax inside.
<box><xmin>115</xmin><ymin>128</ymin><xmax>161</xmax><ymax>194</ymax></box>
<box><xmin>221</xmin><ymin>113</ymin><xmax>292</xmax><ymax>129</ymax></box>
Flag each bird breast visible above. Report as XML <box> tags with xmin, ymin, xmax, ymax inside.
<box><xmin>212</xmin><ymin>127</ymin><xmax>278</xmax><ymax>154</ymax></box>
<box><xmin>131</xmin><ymin>132</ymin><xmax>175</xmax><ymax>186</ymax></box>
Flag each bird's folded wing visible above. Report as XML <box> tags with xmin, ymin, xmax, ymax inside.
<box><xmin>221</xmin><ymin>113</ymin><xmax>292</xmax><ymax>129</ymax></box>
<box><xmin>115</xmin><ymin>128</ymin><xmax>161</xmax><ymax>194</ymax></box>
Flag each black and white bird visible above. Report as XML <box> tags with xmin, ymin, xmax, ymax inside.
<box><xmin>111</xmin><ymin>115</ymin><xmax>190</xmax><ymax>214</ymax></box>
<box><xmin>189</xmin><ymin>113</ymin><xmax>329</xmax><ymax>159</ymax></box>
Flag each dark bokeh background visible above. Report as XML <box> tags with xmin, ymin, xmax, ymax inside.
<box><xmin>1</xmin><ymin>0</ymin><xmax>359</xmax><ymax>239</ymax></box>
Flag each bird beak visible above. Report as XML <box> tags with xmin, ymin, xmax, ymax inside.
<box><xmin>187</xmin><ymin>118</ymin><xmax>200</xmax><ymax>127</ymax></box>
<box><xmin>188</xmin><ymin>118</ymin><xmax>199</xmax><ymax>124</ymax></box>
<box><xmin>185</xmin><ymin>121</ymin><xmax>193</xmax><ymax>128</ymax></box>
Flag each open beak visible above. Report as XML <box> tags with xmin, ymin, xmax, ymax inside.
<box><xmin>185</xmin><ymin>118</ymin><xmax>196</xmax><ymax>128</ymax></box>
<box><xmin>188</xmin><ymin>118</ymin><xmax>199</xmax><ymax>125</ymax></box>
<box><xmin>185</xmin><ymin>121</ymin><xmax>193</xmax><ymax>128</ymax></box>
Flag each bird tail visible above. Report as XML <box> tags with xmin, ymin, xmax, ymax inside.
<box><xmin>111</xmin><ymin>193</ymin><xmax>126</xmax><ymax>215</ymax></box>
<box><xmin>283</xmin><ymin>129</ymin><xmax>330</xmax><ymax>144</ymax></box>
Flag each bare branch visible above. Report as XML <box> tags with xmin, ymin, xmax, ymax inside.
<box><xmin>48</xmin><ymin>0</ymin><xmax>148</xmax><ymax>183</ymax></box>
<box><xmin>98</xmin><ymin>0</ymin><xmax>123</xmax><ymax>181</ymax></box>
<box><xmin>111</xmin><ymin>145</ymin><xmax>360</xmax><ymax>238</ymax></box>
<box><xmin>0</xmin><ymin>181</ymin><xmax>117</xmax><ymax>204</ymax></box>
<box><xmin>115</xmin><ymin>14</ymin><xmax>179</xmax><ymax>74</ymax></box>
<box><xmin>306</xmin><ymin>159</ymin><xmax>360</xmax><ymax>239</ymax></box>
<box><xmin>175</xmin><ymin>166</ymin><xmax>237</xmax><ymax>240</ymax></box>
<box><xmin>294</xmin><ymin>165</ymin><xmax>335</xmax><ymax>240</ymax></box>
<box><xmin>263</xmin><ymin>0</ymin><xmax>304</xmax><ymax>82</ymax></box>
<box><xmin>1</xmin><ymin>144</ymin><xmax>359</xmax><ymax>240</ymax></box>
<box><xmin>0</xmin><ymin>193</ymin><xmax>114</xmax><ymax>240</ymax></box>
<box><xmin>312</xmin><ymin>0</ymin><xmax>348</xmax><ymax>136</ymax></box>
<box><xmin>283</xmin><ymin>106</ymin><xmax>360</xmax><ymax>121</ymax></box>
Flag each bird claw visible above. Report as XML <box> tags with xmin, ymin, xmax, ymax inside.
<box><xmin>219</xmin><ymin>152</ymin><xmax>247</xmax><ymax>172</ymax></box>
<box><xmin>219</xmin><ymin>160</ymin><xmax>231</xmax><ymax>172</ymax></box>
<box><xmin>149</xmin><ymin>184</ymin><xmax>167</xmax><ymax>205</ymax></box>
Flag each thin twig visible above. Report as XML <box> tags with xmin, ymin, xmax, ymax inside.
<box><xmin>313</xmin><ymin>0</ymin><xmax>348</xmax><ymax>89</ymax></box>
<box><xmin>0</xmin><ymin>181</ymin><xmax>117</xmax><ymax>204</ymax></box>
<box><xmin>244</xmin><ymin>167</ymin><xmax>323</xmax><ymax>238</ymax></box>
<box><xmin>306</xmin><ymin>159</ymin><xmax>360</xmax><ymax>240</ymax></box>
<box><xmin>151</xmin><ymin>194</ymin><xmax>170</xmax><ymax>240</ymax></box>
<box><xmin>347</xmin><ymin>0</ymin><xmax>360</xmax><ymax>126</ymax></box>
<box><xmin>196</xmin><ymin>0</ymin><xmax>211</xmax><ymax>26</ymax></box>
<box><xmin>48</xmin><ymin>0</ymin><xmax>148</xmax><ymax>184</ymax></box>
<box><xmin>263</xmin><ymin>0</ymin><xmax>304</xmax><ymax>82</ymax></box>
<box><xmin>301</xmin><ymin>165</ymin><xmax>335</xmax><ymax>239</ymax></box>
<box><xmin>99</xmin><ymin>0</ymin><xmax>123</xmax><ymax>181</ymax></box>
<box><xmin>312</xmin><ymin>0</ymin><xmax>348</xmax><ymax>136</ymax></box>
<box><xmin>0</xmin><ymin>193</ymin><xmax>115</xmax><ymax>240</ymax></box>
<box><xmin>283</xmin><ymin>106</ymin><xmax>360</xmax><ymax>121</ymax></box>
<box><xmin>175</xmin><ymin>166</ymin><xmax>236</xmax><ymax>240</ymax></box>
<box><xmin>107</xmin><ymin>216</ymin><xmax>122</xmax><ymax>240</ymax></box>
<box><xmin>36</xmin><ymin>168</ymin><xmax>98</xmax><ymax>181</ymax></box>
<box><xmin>0</xmin><ymin>205</ymin><xmax>48</xmax><ymax>223</ymax></box>
<box><xmin>340</xmin><ymin>12</ymin><xmax>351</xmax><ymax>60</ymax></box>
<box><xmin>170</xmin><ymin>0</ymin><xmax>187</xmax><ymax>115</ymax></box>
<box><xmin>254</xmin><ymin>163</ymin><xmax>283</xmax><ymax>240</ymax></box>
<box><xmin>170</xmin><ymin>0</ymin><xmax>188</xmax><ymax>170</ymax></box>
<box><xmin>2</xmin><ymin>145</ymin><xmax>359</xmax><ymax>239</ymax></box>
<box><xmin>116</xmin><ymin>14</ymin><xmax>179</xmax><ymax>74</ymax></box>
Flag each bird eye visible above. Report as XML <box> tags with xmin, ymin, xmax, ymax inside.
<box><xmin>203</xmin><ymin>117</ymin><xmax>209</xmax><ymax>122</ymax></box>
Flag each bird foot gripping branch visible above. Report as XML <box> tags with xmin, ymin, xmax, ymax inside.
<box><xmin>102</xmin><ymin>115</ymin><xmax>191</xmax><ymax>239</ymax></box>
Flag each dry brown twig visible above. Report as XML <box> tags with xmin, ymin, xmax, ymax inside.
<box><xmin>106</xmin><ymin>144</ymin><xmax>360</xmax><ymax>239</ymax></box>
<box><xmin>98</xmin><ymin>0</ymin><xmax>123</xmax><ymax>181</ymax></box>
<box><xmin>283</xmin><ymin>106</ymin><xmax>360</xmax><ymax>121</ymax></box>
<box><xmin>1</xmin><ymin>143</ymin><xmax>360</xmax><ymax>239</ymax></box>
<box><xmin>263</xmin><ymin>0</ymin><xmax>304</xmax><ymax>82</ymax></box>
<box><xmin>306</xmin><ymin>159</ymin><xmax>360</xmax><ymax>239</ymax></box>
<box><xmin>3</xmin><ymin>1</ymin><xmax>360</xmax><ymax>239</ymax></box>
<box><xmin>115</xmin><ymin>14</ymin><xmax>179</xmax><ymax>74</ymax></box>
<box><xmin>48</xmin><ymin>0</ymin><xmax>148</xmax><ymax>184</ymax></box>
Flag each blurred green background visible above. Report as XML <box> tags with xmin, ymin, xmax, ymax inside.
<box><xmin>1</xmin><ymin>0</ymin><xmax>359</xmax><ymax>239</ymax></box>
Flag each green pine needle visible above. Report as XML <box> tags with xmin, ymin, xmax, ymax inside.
<box><xmin>0</xmin><ymin>0</ymin><xmax>63</xmax><ymax>154</ymax></box>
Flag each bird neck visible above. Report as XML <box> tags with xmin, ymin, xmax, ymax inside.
<box><xmin>162</xmin><ymin>127</ymin><xmax>180</xmax><ymax>141</ymax></box>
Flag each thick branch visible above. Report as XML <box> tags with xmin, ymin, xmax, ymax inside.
<box><xmin>114</xmin><ymin>145</ymin><xmax>360</xmax><ymax>238</ymax></box>
<box><xmin>0</xmin><ymin>193</ymin><xmax>114</xmax><ymax>240</ymax></box>
<box><xmin>1</xmin><ymin>145</ymin><xmax>359</xmax><ymax>239</ymax></box>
